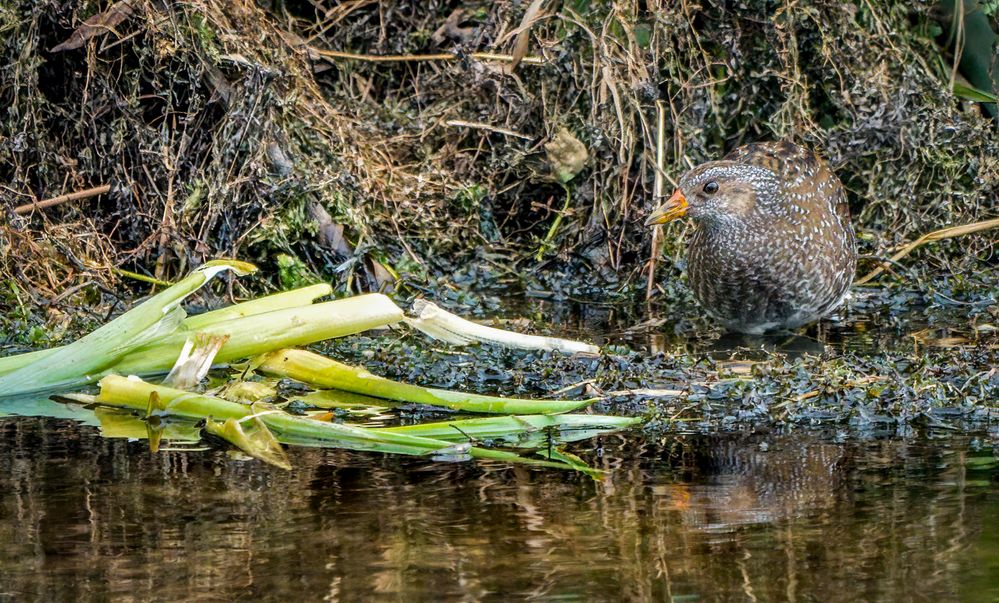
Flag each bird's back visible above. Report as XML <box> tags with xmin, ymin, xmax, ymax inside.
<box><xmin>723</xmin><ymin>141</ymin><xmax>852</xmax><ymax>224</ymax></box>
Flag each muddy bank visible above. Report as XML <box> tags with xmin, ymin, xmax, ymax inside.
<box><xmin>2</xmin><ymin>1</ymin><xmax>997</xmax><ymax>336</ymax></box>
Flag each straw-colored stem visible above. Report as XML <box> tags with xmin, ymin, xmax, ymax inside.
<box><xmin>12</xmin><ymin>184</ymin><xmax>111</xmax><ymax>214</ymax></box>
<box><xmin>855</xmin><ymin>217</ymin><xmax>999</xmax><ymax>285</ymax></box>
<box><xmin>647</xmin><ymin>99</ymin><xmax>667</xmax><ymax>301</ymax></box>
<box><xmin>310</xmin><ymin>48</ymin><xmax>544</xmax><ymax>66</ymax></box>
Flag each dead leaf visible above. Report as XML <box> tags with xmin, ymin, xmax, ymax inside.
<box><xmin>163</xmin><ymin>333</ymin><xmax>230</xmax><ymax>389</ymax></box>
<box><xmin>266</xmin><ymin>141</ymin><xmax>294</xmax><ymax>176</ymax></box>
<box><xmin>367</xmin><ymin>258</ymin><xmax>396</xmax><ymax>293</ymax></box>
<box><xmin>307</xmin><ymin>201</ymin><xmax>353</xmax><ymax>256</ymax></box>
<box><xmin>203</xmin><ymin>65</ymin><xmax>234</xmax><ymax>106</ymax></box>
<box><xmin>509</xmin><ymin>0</ymin><xmax>545</xmax><ymax>73</ymax></box>
<box><xmin>432</xmin><ymin>9</ymin><xmax>475</xmax><ymax>45</ymax></box>
<box><xmin>51</xmin><ymin>0</ymin><xmax>136</xmax><ymax>53</ymax></box>
<box><xmin>545</xmin><ymin>127</ymin><xmax>589</xmax><ymax>182</ymax></box>
<box><xmin>205</xmin><ymin>415</ymin><xmax>292</xmax><ymax>471</ymax></box>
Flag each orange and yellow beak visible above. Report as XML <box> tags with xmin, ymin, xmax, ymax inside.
<box><xmin>644</xmin><ymin>189</ymin><xmax>687</xmax><ymax>226</ymax></box>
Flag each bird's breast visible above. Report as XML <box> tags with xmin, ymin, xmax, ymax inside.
<box><xmin>686</xmin><ymin>216</ymin><xmax>854</xmax><ymax>330</ymax></box>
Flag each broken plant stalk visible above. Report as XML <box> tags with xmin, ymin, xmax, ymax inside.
<box><xmin>110</xmin><ymin>294</ymin><xmax>404</xmax><ymax>376</ymax></box>
<box><xmin>0</xmin><ymin>281</ymin><xmax>330</xmax><ymax>382</ymax></box>
<box><xmin>257</xmin><ymin>349</ymin><xmax>595</xmax><ymax>415</ymax></box>
<box><xmin>380</xmin><ymin>414</ymin><xmax>641</xmax><ymax>444</ymax></box>
<box><xmin>96</xmin><ymin>375</ymin><xmax>600</xmax><ymax>474</ymax></box>
<box><xmin>856</xmin><ymin>217</ymin><xmax>999</xmax><ymax>285</ymax></box>
<box><xmin>0</xmin><ymin>260</ymin><xmax>256</xmax><ymax>395</ymax></box>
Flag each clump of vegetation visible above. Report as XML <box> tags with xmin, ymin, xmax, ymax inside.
<box><xmin>2</xmin><ymin>1</ymin><xmax>997</xmax><ymax>331</ymax></box>
<box><xmin>326</xmin><ymin>324</ymin><xmax>998</xmax><ymax>433</ymax></box>
<box><xmin>0</xmin><ymin>261</ymin><xmax>634</xmax><ymax>473</ymax></box>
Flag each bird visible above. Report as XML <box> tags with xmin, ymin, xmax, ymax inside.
<box><xmin>645</xmin><ymin>141</ymin><xmax>857</xmax><ymax>334</ymax></box>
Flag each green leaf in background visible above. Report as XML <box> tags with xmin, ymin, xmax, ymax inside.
<box><xmin>954</xmin><ymin>81</ymin><xmax>999</xmax><ymax>102</ymax></box>
<box><xmin>939</xmin><ymin>0</ymin><xmax>999</xmax><ymax>117</ymax></box>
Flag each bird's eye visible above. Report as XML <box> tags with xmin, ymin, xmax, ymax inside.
<box><xmin>703</xmin><ymin>181</ymin><xmax>719</xmax><ymax>194</ymax></box>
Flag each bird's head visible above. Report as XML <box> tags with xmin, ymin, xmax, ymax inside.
<box><xmin>645</xmin><ymin>161</ymin><xmax>781</xmax><ymax>227</ymax></box>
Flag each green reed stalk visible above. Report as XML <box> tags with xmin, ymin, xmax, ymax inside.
<box><xmin>257</xmin><ymin>349</ymin><xmax>595</xmax><ymax>415</ymax></box>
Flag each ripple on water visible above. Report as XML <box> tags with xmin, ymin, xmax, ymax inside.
<box><xmin>0</xmin><ymin>415</ymin><xmax>997</xmax><ymax>601</ymax></box>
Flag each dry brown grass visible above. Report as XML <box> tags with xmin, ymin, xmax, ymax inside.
<box><xmin>1</xmin><ymin>0</ymin><xmax>996</xmax><ymax>320</ymax></box>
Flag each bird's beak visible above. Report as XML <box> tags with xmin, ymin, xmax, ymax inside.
<box><xmin>645</xmin><ymin>189</ymin><xmax>688</xmax><ymax>226</ymax></box>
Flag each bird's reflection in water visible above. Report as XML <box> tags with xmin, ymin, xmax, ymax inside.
<box><xmin>649</xmin><ymin>434</ymin><xmax>846</xmax><ymax>532</ymax></box>
<box><xmin>706</xmin><ymin>331</ymin><xmax>828</xmax><ymax>359</ymax></box>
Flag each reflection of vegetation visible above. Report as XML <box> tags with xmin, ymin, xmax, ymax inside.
<box><xmin>960</xmin><ymin>472</ymin><xmax>999</xmax><ymax>600</ymax></box>
<box><xmin>0</xmin><ymin>423</ymin><xmax>992</xmax><ymax>600</ymax></box>
<box><xmin>91</xmin><ymin>374</ymin><xmax>625</xmax><ymax>474</ymax></box>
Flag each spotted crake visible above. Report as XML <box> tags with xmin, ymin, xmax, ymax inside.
<box><xmin>646</xmin><ymin>142</ymin><xmax>857</xmax><ymax>334</ymax></box>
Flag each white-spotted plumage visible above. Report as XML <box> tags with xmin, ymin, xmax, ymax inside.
<box><xmin>673</xmin><ymin>142</ymin><xmax>857</xmax><ymax>334</ymax></box>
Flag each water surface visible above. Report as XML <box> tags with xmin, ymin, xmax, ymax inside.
<box><xmin>1</xmin><ymin>417</ymin><xmax>997</xmax><ymax>601</ymax></box>
<box><xmin>1</xmin><ymin>299</ymin><xmax>997</xmax><ymax>601</ymax></box>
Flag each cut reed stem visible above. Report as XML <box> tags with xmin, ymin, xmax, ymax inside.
<box><xmin>257</xmin><ymin>348</ymin><xmax>595</xmax><ymax>415</ymax></box>
<box><xmin>13</xmin><ymin>184</ymin><xmax>111</xmax><ymax>214</ymax></box>
<box><xmin>111</xmin><ymin>294</ymin><xmax>403</xmax><ymax>377</ymax></box>
<box><xmin>0</xmin><ymin>260</ymin><xmax>255</xmax><ymax>395</ymax></box>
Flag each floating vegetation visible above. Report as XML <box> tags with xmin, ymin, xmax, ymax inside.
<box><xmin>0</xmin><ymin>261</ymin><xmax>634</xmax><ymax>474</ymax></box>
<box><xmin>322</xmin><ymin>281</ymin><xmax>999</xmax><ymax>434</ymax></box>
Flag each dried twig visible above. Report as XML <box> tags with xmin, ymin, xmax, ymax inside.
<box><xmin>855</xmin><ymin>217</ymin><xmax>999</xmax><ymax>285</ymax></box>
<box><xmin>12</xmin><ymin>185</ymin><xmax>111</xmax><ymax>215</ymax></box>
<box><xmin>445</xmin><ymin>120</ymin><xmax>532</xmax><ymax>140</ymax></box>
<box><xmin>647</xmin><ymin>101</ymin><xmax>667</xmax><ymax>301</ymax></box>
<box><xmin>50</xmin><ymin>0</ymin><xmax>135</xmax><ymax>52</ymax></box>
<box><xmin>310</xmin><ymin>47</ymin><xmax>545</xmax><ymax>66</ymax></box>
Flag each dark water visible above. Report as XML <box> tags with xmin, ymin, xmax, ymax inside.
<box><xmin>1</xmin><ymin>416</ymin><xmax>997</xmax><ymax>602</ymax></box>
<box><xmin>1</xmin><ymin>300</ymin><xmax>998</xmax><ymax>601</ymax></box>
